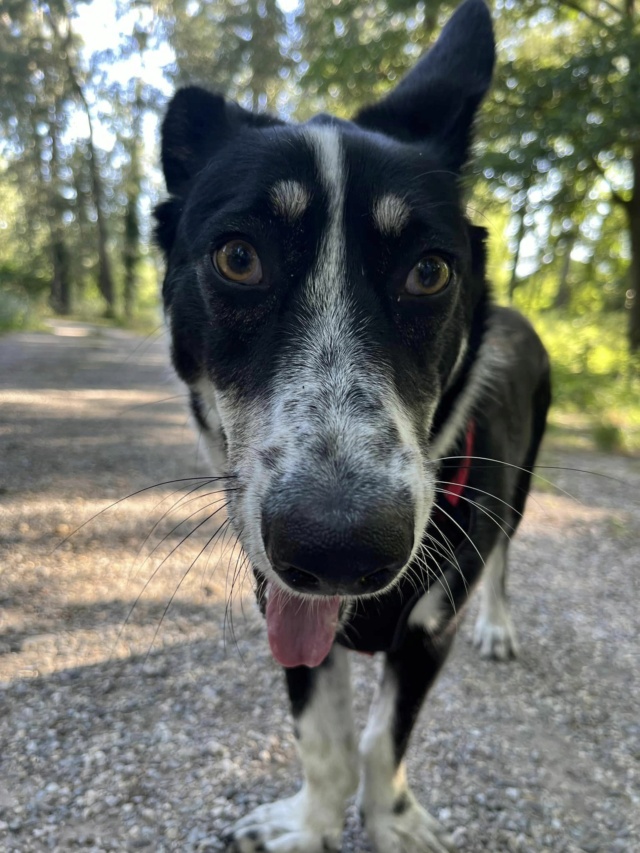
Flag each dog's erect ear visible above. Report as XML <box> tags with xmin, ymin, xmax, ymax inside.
<box><xmin>354</xmin><ymin>0</ymin><xmax>495</xmax><ymax>169</ymax></box>
<box><xmin>160</xmin><ymin>86</ymin><xmax>282</xmax><ymax>196</ymax></box>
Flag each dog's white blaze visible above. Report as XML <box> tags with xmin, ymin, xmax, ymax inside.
<box><xmin>304</xmin><ymin>125</ymin><xmax>346</xmax><ymax>308</ymax></box>
<box><xmin>373</xmin><ymin>193</ymin><xmax>410</xmax><ymax>235</ymax></box>
<box><xmin>270</xmin><ymin>179</ymin><xmax>310</xmax><ymax>221</ymax></box>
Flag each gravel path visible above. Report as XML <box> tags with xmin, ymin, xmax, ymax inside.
<box><xmin>1</xmin><ymin>321</ymin><xmax>639</xmax><ymax>853</ymax></box>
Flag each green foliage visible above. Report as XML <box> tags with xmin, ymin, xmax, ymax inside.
<box><xmin>1</xmin><ymin>0</ymin><xmax>639</xmax><ymax>433</ymax></box>
<box><xmin>0</xmin><ymin>290</ymin><xmax>34</xmax><ymax>333</ymax></box>
<box><xmin>151</xmin><ymin>0</ymin><xmax>291</xmax><ymax>110</ymax></box>
<box><xmin>592</xmin><ymin>421</ymin><xmax>624</xmax><ymax>453</ymax></box>
<box><xmin>296</xmin><ymin>0</ymin><xmax>451</xmax><ymax>118</ymax></box>
<box><xmin>531</xmin><ymin>312</ymin><xmax>640</xmax><ymax>451</ymax></box>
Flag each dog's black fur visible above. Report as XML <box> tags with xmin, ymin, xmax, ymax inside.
<box><xmin>155</xmin><ymin>1</ymin><xmax>551</xmax><ymax>850</ymax></box>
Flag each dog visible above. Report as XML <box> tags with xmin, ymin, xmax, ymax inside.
<box><xmin>153</xmin><ymin>1</ymin><xmax>551</xmax><ymax>850</ymax></box>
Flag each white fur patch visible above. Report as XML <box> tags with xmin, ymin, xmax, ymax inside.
<box><xmin>407</xmin><ymin>585</ymin><xmax>448</xmax><ymax>634</ymax></box>
<box><xmin>230</xmin><ymin>646</ymin><xmax>357</xmax><ymax>852</ymax></box>
<box><xmin>270</xmin><ymin>179</ymin><xmax>310</xmax><ymax>221</ymax></box>
<box><xmin>303</xmin><ymin>126</ymin><xmax>346</xmax><ymax>308</ymax></box>
<box><xmin>358</xmin><ymin>672</ymin><xmax>398</xmax><ymax>814</ymax></box>
<box><xmin>191</xmin><ymin>377</ymin><xmax>228</xmax><ymax>475</ymax></box>
<box><xmin>429</xmin><ymin>316</ymin><xmax>505</xmax><ymax>462</ymax></box>
<box><xmin>473</xmin><ymin>536</ymin><xmax>519</xmax><ymax>660</ymax></box>
<box><xmin>372</xmin><ymin>194</ymin><xmax>410</xmax><ymax>236</ymax></box>
<box><xmin>358</xmin><ymin>671</ymin><xmax>454</xmax><ymax>853</ymax></box>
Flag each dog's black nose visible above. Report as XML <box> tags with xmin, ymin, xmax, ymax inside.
<box><xmin>262</xmin><ymin>491</ymin><xmax>414</xmax><ymax>596</ymax></box>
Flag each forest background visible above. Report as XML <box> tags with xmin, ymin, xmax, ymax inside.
<box><xmin>1</xmin><ymin>0</ymin><xmax>639</xmax><ymax>451</ymax></box>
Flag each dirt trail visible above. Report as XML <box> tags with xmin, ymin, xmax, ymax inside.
<box><xmin>1</xmin><ymin>322</ymin><xmax>639</xmax><ymax>852</ymax></box>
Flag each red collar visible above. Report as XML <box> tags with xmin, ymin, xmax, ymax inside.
<box><xmin>443</xmin><ymin>419</ymin><xmax>475</xmax><ymax>507</ymax></box>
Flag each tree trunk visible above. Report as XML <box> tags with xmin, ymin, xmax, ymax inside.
<box><xmin>50</xmin><ymin>236</ymin><xmax>72</xmax><ymax>314</ymax></box>
<box><xmin>554</xmin><ymin>233</ymin><xmax>576</xmax><ymax>310</ymax></box>
<box><xmin>47</xmin><ymin>112</ymin><xmax>72</xmax><ymax>315</ymax></box>
<box><xmin>85</xmin><ymin>108</ymin><xmax>116</xmax><ymax>317</ymax></box>
<box><xmin>508</xmin><ymin>210</ymin><xmax>526</xmax><ymax>302</ymax></box>
<box><xmin>123</xmin><ymin>87</ymin><xmax>143</xmax><ymax>321</ymax></box>
<box><xmin>46</xmin><ymin>7</ymin><xmax>115</xmax><ymax>317</ymax></box>
<box><xmin>626</xmin><ymin>148</ymin><xmax>640</xmax><ymax>353</ymax></box>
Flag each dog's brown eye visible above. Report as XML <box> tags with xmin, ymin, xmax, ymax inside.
<box><xmin>403</xmin><ymin>255</ymin><xmax>452</xmax><ymax>296</ymax></box>
<box><xmin>213</xmin><ymin>240</ymin><xmax>263</xmax><ymax>284</ymax></box>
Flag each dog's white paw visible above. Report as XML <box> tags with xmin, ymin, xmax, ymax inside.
<box><xmin>365</xmin><ymin>796</ymin><xmax>456</xmax><ymax>853</ymax></box>
<box><xmin>226</xmin><ymin>792</ymin><xmax>342</xmax><ymax>853</ymax></box>
<box><xmin>473</xmin><ymin>607</ymin><xmax>519</xmax><ymax>661</ymax></box>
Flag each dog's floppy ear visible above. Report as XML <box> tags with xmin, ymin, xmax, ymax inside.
<box><xmin>160</xmin><ymin>86</ymin><xmax>282</xmax><ymax>196</ymax></box>
<box><xmin>354</xmin><ymin>0</ymin><xmax>495</xmax><ymax>169</ymax></box>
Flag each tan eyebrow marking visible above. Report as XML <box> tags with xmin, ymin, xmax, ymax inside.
<box><xmin>270</xmin><ymin>180</ymin><xmax>311</xmax><ymax>221</ymax></box>
<box><xmin>373</xmin><ymin>194</ymin><xmax>410</xmax><ymax>236</ymax></box>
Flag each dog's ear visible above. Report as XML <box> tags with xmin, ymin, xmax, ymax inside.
<box><xmin>160</xmin><ymin>86</ymin><xmax>282</xmax><ymax>196</ymax></box>
<box><xmin>354</xmin><ymin>0</ymin><xmax>495</xmax><ymax>169</ymax></box>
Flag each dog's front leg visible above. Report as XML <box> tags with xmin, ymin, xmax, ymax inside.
<box><xmin>228</xmin><ymin>644</ymin><xmax>358</xmax><ymax>853</ymax></box>
<box><xmin>358</xmin><ymin>629</ymin><xmax>456</xmax><ymax>853</ymax></box>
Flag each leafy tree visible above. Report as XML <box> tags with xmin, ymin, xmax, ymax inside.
<box><xmin>0</xmin><ymin>0</ymin><xmax>119</xmax><ymax>315</ymax></box>
<box><xmin>481</xmin><ymin>0</ymin><xmax>640</xmax><ymax>349</ymax></box>
<box><xmin>149</xmin><ymin>0</ymin><xmax>292</xmax><ymax>110</ymax></box>
<box><xmin>2</xmin><ymin>0</ymin><xmax>638</xmax><ymax>357</ymax></box>
<box><xmin>0</xmin><ymin>0</ymin><xmax>76</xmax><ymax>311</ymax></box>
<box><xmin>298</xmin><ymin>0</ymin><xmax>450</xmax><ymax>117</ymax></box>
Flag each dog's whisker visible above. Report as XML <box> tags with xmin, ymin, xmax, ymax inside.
<box><xmin>134</xmin><ymin>496</ymin><xmax>230</xmax><ymax>580</ymax></box>
<box><xmin>224</xmin><ymin>548</ymin><xmax>250</xmax><ymax>660</ymax></box>
<box><xmin>122</xmin><ymin>324</ymin><xmax>167</xmax><ymax>363</ymax></box>
<box><xmin>433</xmin><ymin>455</ymin><xmax>623</xmax><ymax>506</ymax></box>
<box><xmin>115</xmin><ymin>506</ymin><xmax>230</xmax><ymax>653</ymax></box>
<box><xmin>433</xmin><ymin>489</ymin><xmax>514</xmax><ymax>540</ymax></box>
<box><xmin>420</xmin><ymin>532</ymin><xmax>465</xmax><ymax>587</ymax></box>
<box><xmin>131</xmin><ymin>483</ymin><xmax>234</xmax><ymax>584</ymax></box>
<box><xmin>117</xmin><ymin>394</ymin><xmax>190</xmax><ymax>416</ymax></box>
<box><xmin>417</xmin><ymin>538</ymin><xmax>459</xmax><ymax>593</ymax></box>
<box><xmin>431</xmin><ymin>502</ymin><xmax>487</xmax><ymax>572</ymax></box>
<box><xmin>421</xmin><ymin>528</ymin><xmax>469</xmax><ymax>599</ymax></box>
<box><xmin>53</xmin><ymin>475</ymin><xmax>236</xmax><ymax>553</ymax></box>
<box><xmin>435</xmin><ymin>479</ymin><xmax>525</xmax><ymax>520</ymax></box>
<box><xmin>223</xmin><ymin>529</ymin><xmax>247</xmax><ymax>655</ymax></box>
<box><xmin>145</xmin><ymin>516</ymin><xmax>231</xmax><ymax>661</ymax></box>
<box><xmin>414</xmin><ymin>546</ymin><xmax>458</xmax><ymax>619</ymax></box>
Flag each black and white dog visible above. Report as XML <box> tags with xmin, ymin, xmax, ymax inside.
<box><xmin>154</xmin><ymin>1</ymin><xmax>551</xmax><ymax>850</ymax></box>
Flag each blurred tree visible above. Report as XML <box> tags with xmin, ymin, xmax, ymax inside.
<box><xmin>295</xmin><ymin>0</ymin><xmax>640</xmax><ymax>352</ymax></box>
<box><xmin>478</xmin><ymin>0</ymin><xmax>640</xmax><ymax>349</ymax></box>
<box><xmin>44</xmin><ymin>2</ymin><xmax>117</xmax><ymax>316</ymax></box>
<box><xmin>149</xmin><ymin>0</ymin><xmax>292</xmax><ymax>110</ymax></box>
<box><xmin>298</xmin><ymin>0</ymin><xmax>450</xmax><ymax>118</ymax></box>
<box><xmin>122</xmin><ymin>81</ymin><xmax>143</xmax><ymax>322</ymax></box>
<box><xmin>0</xmin><ymin>0</ymin><xmax>118</xmax><ymax>316</ymax></box>
<box><xmin>0</xmin><ymin>0</ymin><xmax>75</xmax><ymax>311</ymax></box>
<box><xmin>2</xmin><ymin>0</ymin><xmax>638</xmax><ymax>354</ymax></box>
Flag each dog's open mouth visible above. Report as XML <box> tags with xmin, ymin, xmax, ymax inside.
<box><xmin>265</xmin><ymin>583</ymin><xmax>341</xmax><ymax>668</ymax></box>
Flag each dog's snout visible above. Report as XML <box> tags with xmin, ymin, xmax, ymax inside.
<box><xmin>262</xmin><ymin>489</ymin><xmax>414</xmax><ymax>596</ymax></box>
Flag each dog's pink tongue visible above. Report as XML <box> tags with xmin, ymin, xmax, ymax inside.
<box><xmin>266</xmin><ymin>585</ymin><xmax>340</xmax><ymax>669</ymax></box>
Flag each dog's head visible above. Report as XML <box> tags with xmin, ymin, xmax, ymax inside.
<box><xmin>155</xmin><ymin>0</ymin><xmax>495</xmax><ymax>666</ymax></box>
